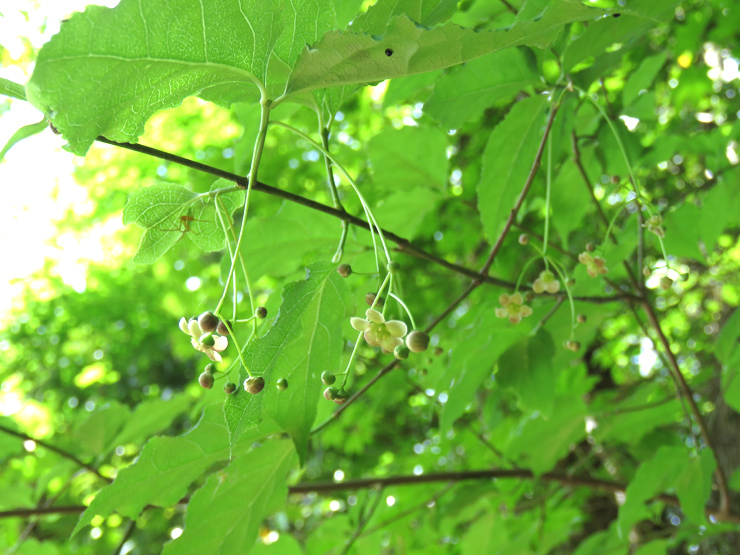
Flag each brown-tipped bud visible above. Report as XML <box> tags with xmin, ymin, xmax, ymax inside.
<box><xmin>255</xmin><ymin>306</ymin><xmax>268</xmax><ymax>319</ymax></box>
<box><xmin>276</xmin><ymin>378</ymin><xmax>288</xmax><ymax>391</ymax></box>
<box><xmin>576</xmin><ymin>314</ymin><xmax>587</xmax><ymax>324</ymax></box>
<box><xmin>660</xmin><ymin>276</ymin><xmax>673</xmax><ymax>290</ymax></box>
<box><xmin>387</xmin><ymin>261</ymin><xmax>401</xmax><ymax>274</ymax></box>
<box><xmin>394</xmin><ymin>345</ymin><xmax>410</xmax><ymax>360</ymax></box>
<box><xmin>567</xmin><ymin>278</ymin><xmax>576</xmax><ymax>287</ymax></box>
<box><xmin>365</xmin><ymin>292</ymin><xmax>384</xmax><ymax>308</ymax></box>
<box><xmin>586</xmin><ymin>243</ymin><xmax>595</xmax><ymax>252</ymax></box>
<box><xmin>518</xmin><ymin>234</ymin><xmax>529</xmax><ymax>245</ymax></box>
<box><xmin>611</xmin><ymin>175</ymin><xmax>620</xmax><ymax>184</ymax></box>
<box><xmin>406</xmin><ymin>331</ymin><xmax>430</xmax><ymax>353</ymax></box>
<box><xmin>198</xmin><ymin>311</ymin><xmax>218</xmax><ymax>333</ymax></box>
<box><xmin>321</xmin><ymin>371</ymin><xmax>336</xmax><ymax>385</ymax></box>
<box><xmin>564</xmin><ymin>340</ymin><xmax>581</xmax><ymax>352</ymax></box>
<box><xmin>333</xmin><ymin>390</ymin><xmax>350</xmax><ymax>405</ymax></box>
<box><xmin>643</xmin><ymin>267</ymin><xmax>652</xmax><ymax>277</ymax></box>
<box><xmin>337</xmin><ymin>264</ymin><xmax>352</xmax><ymax>277</ymax></box>
<box><xmin>244</xmin><ymin>376</ymin><xmax>265</xmax><ymax>394</ymax></box>
<box><xmin>216</xmin><ymin>319</ymin><xmax>232</xmax><ymax>335</ymax></box>
<box><xmin>224</xmin><ymin>382</ymin><xmax>237</xmax><ymax>394</ymax></box>
<box><xmin>199</xmin><ymin>371</ymin><xmax>214</xmax><ymax>389</ymax></box>
<box><xmin>324</xmin><ymin>386</ymin><xmax>339</xmax><ymax>401</ymax></box>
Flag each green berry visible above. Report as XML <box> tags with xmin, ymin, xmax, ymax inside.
<box><xmin>333</xmin><ymin>390</ymin><xmax>350</xmax><ymax>405</ymax></box>
<box><xmin>224</xmin><ymin>382</ymin><xmax>237</xmax><ymax>394</ymax></box>
<box><xmin>394</xmin><ymin>345</ymin><xmax>410</xmax><ymax>360</ymax></box>
<box><xmin>337</xmin><ymin>264</ymin><xmax>352</xmax><ymax>278</ymax></box>
<box><xmin>244</xmin><ymin>376</ymin><xmax>265</xmax><ymax>394</ymax></box>
<box><xmin>198</xmin><ymin>311</ymin><xmax>218</xmax><ymax>333</ymax></box>
<box><xmin>406</xmin><ymin>331</ymin><xmax>430</xmax><ymax>353</ymax></box>
<box><xmin>321</xmin><ymin>371</ymin><xmax>336</xmax><ymax>385</ymax></box>
<box><xmin>255</xmin><ymin>306</ymin><xmax>268</xmax><ymax>319</ymax></box>
<box><xmin>216</xmin><ymin>320</ymin><xmax>231</xmax><ymax>336</ymax></box>
<box><xmin>276</xmin><ymin>378</ymin><xmax>288</xmax><ymax>391</ymax></box>
<box><xmin>199</xmin><ymin>333</ymin><xmax>216</xmax><ymax>348</ymax></box>
<box><xmin>323</xmin><ymin>386</ymin><xmax>339</xmax><ymax>401</ymax></box>
<box><xmin>198</xmin><ymin>371</ymin><xmax>214</xmax><ymax>389</ymax></box>
<box><xmin>387</xmin><ymin>261</ymin><xmax>401</xmax><ymax>274</ymax></box>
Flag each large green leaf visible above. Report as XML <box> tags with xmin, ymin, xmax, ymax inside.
<box><xmin>109</xmin><ymin>393</ymin><xmax>192</xmax><ymax>448</ymax></box>
<box><xmin>675</xmin><ymin>448</ymin><xmax>716</xmax><ymax>525</ymax></box>
<box><xmin>122</xmin><ymin>179</ymin><xmax>244</xmax><ymax>264</ymax></box>
<box><xmin>424</xmin><ymin>47</ymin><xmax>540</xmax><ymax>129</ymax></box>
<box><xmin>26</xmin><ymin>0</ymin><xmax>334</xmax><ymax>155</ymax></box>
<box><xmin>285</xmin><ymin>1</ymin><xmax>609</xmax><ymax>95</ymax></box>
<box><xmin>67</xmin><ymin>401</ymin><xmax>130</xmax><ymax>458</ymax></box>
<box><xmin>162</xmin><ymin>440</ymin><xmax>295</xmax><ymax>555</ymax></box>
<box><xmin>438</xmin><ymin>307</ymin><xmax>526</xmax><ymax>431</ymax></box>
<box><xmin>72</xmin><ymin>403</ymin><xmax>277</xmax><ymax>536</ymax></box>
<box><xmin>368</xmin><ymin>126</ymin><xmax>449</xmax><ymax>192</ymax></box>
<box><xmin>352</xmin><ymin>0</ymin><xmax>458</xmax><ymax>34</ymax></box>
<box><xmin>477</xmin><ymin>95</ymin><xmax>550</xmax><ymax>240</ymax></box>
<box><xmin>224</xmin><ymin>262</ymin><xmax>351</xmax><ymax>463</ymax></box>
<box><xmin>496</xmin><ymin>329</ymin><xmax>557</xmax><ymax>416</ymax></box>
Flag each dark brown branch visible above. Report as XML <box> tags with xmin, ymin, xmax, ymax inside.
<box><xmin>0</xmin><ymin>506</ymin><xmax>87</xmax><ymax>519</ymax></box>
<box><xmin>0</xmin><ymin>424</ymin><xmax>110</xmax><ymax>482</ymax></box>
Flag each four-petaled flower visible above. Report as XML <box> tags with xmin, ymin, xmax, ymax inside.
<box><xmin>495</xmin><ymin>293</ymin><xmax>533</xmax><ymax>324</ymax></box>
<box><xmin>351</xmin><ymin>309</ymin><xmax>408</xmax><ymax>352</ymax></box>
<box><xmin>179</xmin><ymin>317</ymin><xmax>228</xmax><ymax>362</ymax></box>
<box><xmin>532</xmin><ymin>270</ymin><xmax>560</xmax><ymax>294</ymax></box>
<box><xmin>578</xmin><ymin>252</ymin><xmax>608</xmax><ymax>277</ymax></box>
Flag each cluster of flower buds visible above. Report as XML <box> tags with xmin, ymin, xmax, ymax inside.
<box><xmin>578</xmin><ymin>252</ymin><xmax>608</xmax><ymax>278</ymax></box>
<box><xmin>643</xmin><ymin>214</ymin><xmax>665</xmax><ymax>238</ymax></box>
<box><xmin>495</xmin><ymin>293</ymin><xmax>533</xmax><ymax>324</ymax></box>
<box><xmin>179</xmin><ymin>312</ymin><xmax>229</xmax><ymax>362</ymax></box>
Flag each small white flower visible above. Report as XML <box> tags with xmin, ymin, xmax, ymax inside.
<box><xmin>179</xmin><ymin>317</ymin><xmax>228</xmax><ymax>362</ymax></box>
<box><xmin>350</xmin><ymin>309</ymin><xmax>408</xmax><ymax>353</ymax></box>
<box><xmin>532</xmin><ymin>270</ymin><xmax>560</xmax><ymax>294</ymax></box>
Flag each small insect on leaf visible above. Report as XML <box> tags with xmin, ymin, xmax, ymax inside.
<box><xmin>160</xmin><ymin>209</ymin><xmax>209</xmax><ymax>235</ymax></box>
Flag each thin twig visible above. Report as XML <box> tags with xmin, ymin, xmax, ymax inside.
<box><xmin>360</xmin><ymin>484</ymin><xmax>454</xmax><ymax>537</ymax></box>
<box><xmin>0</xmin><ymin>424</ymin><xmax>110</xmax><ymax>482</ymax></box>
<box><xmin>339</xmin><ymin>489</ymin><xmax>384</xmax><ymax>555</ymax></box>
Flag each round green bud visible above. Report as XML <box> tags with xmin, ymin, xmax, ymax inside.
<box><xmin>255</xmin><ymin>306</ymin><xmax>268</xmax><ymax>320</ymax></box>
<box><xmin>323</xmin><ymin>386</ymin><xmax>339</xmax><ymax>401</ymax></box>
<box><xmin>406</xmin><ymin>331</ymin><xmax>430</xmax><ymax>353</ymax></box>
<box><xmin>387</xmin><ymin>261</ymin><xmax>401</xmax><ymax>274</ymax></box>
<box><xmin>564</xmin><ymin>340</ymin><xmax>581</xmax><ymax>352</ymax></box>
<box><xmin>576</xmin><ymin>314</ymin><xmax>587</xmax><ymax>324</ymax></box>
<box><xmin>276</xmin><ymin>378</ymin><xmax>288</xmax><ymax>391</ymax></box>
<box><xmin>216</xmin><ymin>320</ymin><xmax>231</xmax><ymax>336</ymax></box>
<box><xmin>586</xmin><ymin>243</ymin><xmax>595</xmax><ymax>252</ymax></box>
<box><xmin>224</xmin><ymin>382</ymin><xmax>237</xmax><ymax>394</ymax></box>
<box><xmin>333</xmin><ymin>389</ymin><xmax>350</xmax><ymax>405</ymax></box>
<box><xmin>394</xmin><ymin>345</ymin><xmax>410</xmax><ymax>360</ymax></box>
<box><xmin>321</xmin><ymin>371</ymin><xmax>336</xmax><ymax>385</ymax></box>
<box><xmin>518</xmin><ymin>234</ymin><xmax>529</xmax><ymax>245</ymax></box>
<box><xmin>244</xmin><ymin>376</ymin><xmax>265</xmax><ymax>394</ymax></box>
<box><xmin>204</xmin><ymin>363</ymin><xmax>216</xmax><ymax>374</ymax></box>
<box><xmin>199</xmin><ymin>333</ymin><xmax>216</xmax><ymax>348</ymax></box>
<box><xmin>198</xmin><ymin>371</ymin><xmax>214</xmax><ymax>389</ymax></box>
<box><xmin>337</xmin><ymin>264</ymin><xmax>352</xmax><ymax>278</ymax></box>
<box><xmin>198</xmin><ymin>311</ymin><xmax>219</xmax><ymax>333</ymax></box>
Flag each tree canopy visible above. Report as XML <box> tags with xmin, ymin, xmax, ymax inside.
<box><xmin>1</xmin><ymin>0</ymin><xmax>740</xmax><ymax>553</ymax></box>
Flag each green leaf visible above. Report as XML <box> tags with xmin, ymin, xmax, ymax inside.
<box><xmin>496</xmin><ymin>329</ymin><xmax>556</xmax><ymax>416</ymax></box>
<box><xmin>477</xmin><ymin>96</ymin><xmax>549</xmax><ymax>240</ymax></box>
<box><xmin>634</xmin><ymin>540</ymin><xmax>671</xmax><ymax>555</ymax></box>
<box><xmin>0</xmin><ymin>119</ymin><xmax>47</xmax><ymax>162</ymax></box>
<box><xmin>438</xmin><ymin>307</ymin><xmax>526</xmax><ymax>431</ymax></box>
<box><xmin>425</xmin><ymin>47</ymin><xmax>540</xmax><ymax>129</ymax></box>
<box><xmin>715</xmin><ymin>308</ymin><xmax>740</xmax><ymax>364</ymax></box>
<box><xmin>224</xmin><ymin>262</ymin><xmax>351</xmax><ymax>464</ymax></box>
<box><xmin>285</xmin><ymin>1</ymin><xmax>609</xmax><ymax>95</ymax></box>
<box><xmin>73</xmin><ymin>403</ymin><xmax>277</xmax><ymax>536</ymax></box>
<box><xmin>352</xmin><ymin>0</ymin><xmax>459</xmax><ymax>34</ymax></box>
<box><xmin>238</xmin><ymin>203</ymin><xmax>340</xmax><ymax>281</ymax></box>
<box><xmin>26</xmin><ymin>0</ymin><xmax>334</xmax><ymax>155</ymax></box>
<box><xmin>623</xmin><ymin>52</ymin><xmax>667</xmax><ymax>106</ymax></box>
<box><xmin>374</xmin><ymin>187</ymin><xmax>441</xmax><ymax>241</ymax></box>
<box><xmin>122</xmin><ymin>180</ymin><xmax>243</xmax><ymax>263</ymax></box>
<box><xmin>68</xmin><ymin>401</ymin><xmax>130</xmax><ymax>457</ymax></box>
<box><xmin>618</xmin><ymin>445</ymin><xmax>688</xmax><ymax>537</ymax></box>
<box><xmin>0</xmin><ymin>77</ymin><xmax>27</xmax><ymax>101</ymax></box>
<box><xmin>507</xmin><ymin>396</ymin><xmax>587</xmax><ymax>475</ymax></box>
<box><xmin>368</xmin><ymin>126</ymin><xmax>448</xmax><ymax>191</ymax></box>
<box><xmin>162</xmin><ymin>440</ymin><xmax>296</xmax><ymax>555</ymax></box>
<box><xmin>109</xmin><ymin>393</ymin><xmax>192</xmax><ymax>448</ymax></box>
<box><xmin>675</xmin><ymin>449</ymin><xmax>716</xmax><ymax>525</ymax></box>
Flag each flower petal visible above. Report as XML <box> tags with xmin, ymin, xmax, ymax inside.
<box><xmin>179</xmin><ymin>317</ymin><xmax>190</xmax><ymax>334</ymax></box>
<box><xmin>509</xmin><ymin>314</ymin><xmax>522</xmax><ymax>324</ymax></box>
<box><xmin>385</xmin><ymin>320</ymin><xmax>408</xmax><ymax>338</ymax></box>
<box><xmin>547</xmin><ymin>281</ymin><xmax>561</xmax><ymax>294</ymax></box>
<box><xmin>499</xmin><ymin>294</ymin><xmax>511</xmax><ymax>306</ymax></box>
<box><xmin>495</xmin><ymin>308</ymin><xmax>508</xmax><ymax>319</ymax></box>
<box><xmin>204</xmin><ymin>349</ymin><xmax>222</xmax><ymax>362</ymax></box>
<box><xmin>382</xmin><ymin>336</ymin><xmax>403</xmax><ymax>352</ymax></box>
<box><xmin>365</xmin><ymin>308</ymin><xmax>385</xmax><ymax>324</ymax></box>
<box><xmin>351</xmin><ymin>317</ymin><xmax>370</xmax><ymax>331</ymax></box>
<box><xmin>364</xmin><ymin>330</ymin><xmax>381</xmax><ymax>347</ymax></box>
<box><xmin>212</xmin><ymin>336</ymin><xmax>228</xmax><ymax>352</ymax></box>
<box><xmin>520</xmin><ymin>306</ymin><xmax>533</xmax><ymax>317</ymax></box>
<box><xmin>532</xmin><ymin>280</ymin><xmax>545</xmax><ymax>294</ymax></box>
<box><xmin>511</xmin><ymin>292</ymin><xmax>523</xmax><ymax>305</ymax></box>
<box><xmin>188</xmin><ymin>319</ymin><xmax>201</xmax><ymax>337</ymax></box>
